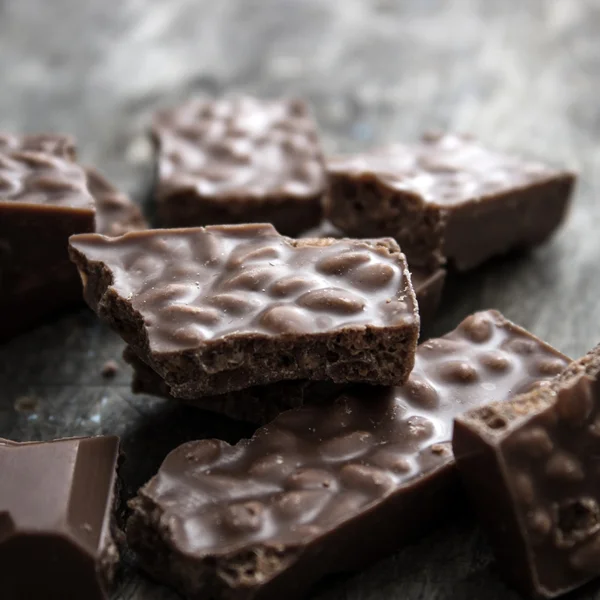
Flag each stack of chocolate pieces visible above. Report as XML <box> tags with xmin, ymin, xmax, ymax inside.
<box><xmin>0</xmin><ymin>133</ymin><xmax>146</xmax><ymax>339</ymax></box>
<box><xmin>3</xmin><ymin>95</ymin><xmax>594</xmax><ymax>600</ymax></box>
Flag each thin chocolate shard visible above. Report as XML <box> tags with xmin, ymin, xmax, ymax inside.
<box><xmin>151</xmin><ymin>96</ymin><xmax>325</xmax><ymax>234</ymax></box>
<box><xmin>0</xmin><ymin>436</ymin><xmax>120</xmax><ymax>600</ymax></box>
<box><xmin>297</xmin><ymin>218</ymin><xmax>446</xmax><ymax>328</ymax></box>
<box><xmin>453</xmin><ymin>345</ymin><xmax>600</xmax><ymax>598</ymax></box>
<box><xmin>127</xmin><ymin>310</ymin><xmax>570</xmax><ymax>600</ymax></box>
<box><xmin>327</xmin><ymin>133</ymin><xmax>576</xmax><ymax>270</ymax></box>
<box><xmin>86</xmin><ymin>167</ymin><xmax>147</xmax><ymax>237</ymax></box>
<box><xmin>69</xmin><ymin>223</ymin><xmax>419</xmax><ymax>397</ymax></box>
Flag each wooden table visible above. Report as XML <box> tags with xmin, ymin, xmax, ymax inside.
<box><xmin>1</xmin><ymin>1</ymin><xmax>599</xmax><ymax>598</ymax></box>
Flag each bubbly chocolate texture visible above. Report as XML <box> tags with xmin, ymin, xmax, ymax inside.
<box><xmin>297</xmin><ymin>218</ymin><xmax>446</xmax><ymax>329</ymax></box>
<box><xmin>122</xmin><ymin>265</ymin><xmax>445</xmax><ymax>419</ymax></box>
<box><xmin>454</xmin><ymin>345</ymin><xmax>600</xmax><ymax>598</ymax></box>
<box><xmin>327</xmin><ymin>133</ymin><xmax>575</xmax><ymax>270</ymax></box>
<box><xmin>86</xmin><ymin>167</ymin><xmax>147</xmax><ymax>237</ymax></box>
<box><xmin>127</xmin><ymin>310</ymin><xmax>570</xmax><ymax>600</ymax></box>
<box><xmin>0</xmin><ymin>149</ymin><xmax>96</xmax><ymax>339</ymax></box>
<box><xmin>0</xmin><ymin>132</ymin><xmax>76</xmax><ymax>160</ymax></box>
<box><xmin>0</xmin><ymin>436</ymin><xmax>121</xmax><ymax>600</ymax></box>
<box><xmin>151</xmin><ymin>96</ymin><xmax>326</xmax><ymax>234</ymax></box>
<box><xmin>70</xmin><ymin>223</ymin><xmax>419</xmax><ymax>397</ymax></box>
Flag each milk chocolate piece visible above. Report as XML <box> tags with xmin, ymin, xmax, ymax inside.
<box><xmin>86</xmin><ymin>167</ymin><xmax>147</xmax><ymax>236</ymax></box>
<box><xmin>151</xmin><ymin>97</ymin><xmax>325</xmax><ymax>234</ymax></box>
<box><xmin>327</xmin><ymin>133</ymin><xmax>575</xmax><ymax>270</ymax></box>
<box><xmin>69</xmin><ymin>223</ymin><xmax>419</xmax><ymax>397</ymax></box>
<box><xmin>127</xmin><ymin>310</ymin><xmax>570</xmax><ymax>600</ymax></box>
<box><xmin>298</xmin><ymin>219</ymin><xmax>446</xmax><ymax>327</ymax></box>
<box><xmin>453</xmin><ymin>346</ymin><xmax>600</xmax><ymax>598</ymax></box>
<box><xmin>0</xmin><ymin>436</ymin><xmax>120</xmax><ymax>600</ymax></box>
<box><xmin>0</xmin><ymin>132</ymin><xmax>76</xmax><ymax>160</ymax></box>
<box><xmin>0</xmin><ymin>150</ymin><xmax>96</xmax><ymax>339</ymax></box>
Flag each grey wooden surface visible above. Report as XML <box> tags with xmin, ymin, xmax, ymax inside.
<box><xmin>1</xmin><ymin>1</ymin><xmax>600</xmax><ymax>598</ymax></box>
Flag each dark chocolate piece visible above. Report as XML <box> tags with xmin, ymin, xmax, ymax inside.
<box><xmin>453</xmin><ymin>345</ymin><xmax>600</xmax><ymax>598</ymax></box>
<box><xmin>298</xmin><ymin>219</ymin><xmax>446</xmax><ymax>327</ymax></box>
<box><xmin>151</xmin><ymin>97</ymin><xmax>325</xmax><ymax>234</ymax></box>
<box><xmin>0</xmin><ymin>150</ymin><xmax>96</xmax><ymax>339</ymax></box>
<box><xmin>127</xmin><ymin>310</ymin><xmax>570</xmax><ymax>600</ymax></box>
<box><xmin>123</xmin><ymin>346</ymin><xmax>343</xmax><ymax>424</ymax></box>
<box><xmin>86</xmin><ymin>167</ymin><xmax>147</xmax><ymax>236</ymax></box>
<box><xmin>0</xmin><ymin>132</ymin><xmax>76</xmax><ymax>161</ymax></box>
<box><xmin>0</xmin><ymin>436</ymin><xmax>120</xmax><ymax>600</ymax></box>
<box><xmin>327</xmin><ymin>133</ymin><xmax>575</xmax><ymax>270</ymax></box>
<box><xmin>69</xmin><ymin>223</ymin><xmax>419</xmax><ymax>397</ymax></box>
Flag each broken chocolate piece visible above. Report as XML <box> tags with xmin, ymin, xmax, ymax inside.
<box><xmin>0</xmin><ymin>436</ymin><xmax>120</xmax><ymax>600</ymax></box>
<box><xmin>0</xmin><ymin>150</ymin><xmax>96</xmax><ymax>339</ymax></box>
<box><xmin>0</xmin><ymin>132</ymin><xmax>76</xmax><ymax>161</ymax></box>
<box><xmin>327</xmin><ymin>134</ymin><xmax>575</xmax><ymax>270</ymax></box>
<box><xmin>127</xmin><ymin>310</ymin><xmax>570</xmax><ymax>600</ymax></box>
<box><xmin>86</xmin><ymin>167</ymin><xmax>147</xmax><ymax>237</ymax></box>
<box><xmin>151</xmin><ymin>97</ymin><xmax>325</xmax><ymax>234</ymax></box>
<box><xmin>69</xmin><ymin>223</ymin><xmax>419</xmax><ymax>397</ymax></box>
<box><xmin>453</xmin><ymin>345</ymin><xmax>600</xmax><ymax>598</ymax></box>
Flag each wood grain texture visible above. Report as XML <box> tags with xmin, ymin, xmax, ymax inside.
<box><xmin>1</xmin><ymin>1</ymin><xmax>600</xmax><ymax>598</ymax></box>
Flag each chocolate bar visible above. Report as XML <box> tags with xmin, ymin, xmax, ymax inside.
<box><xmin>151</xmin><ymin>97</ymin><xmax>325</xmax><ymax>234</ymax></box>
<box><xmin>0</xmin><ymin>436</ymin><xmax>120</xmax><ymax>599</ymax></box>
<box><xmin>298</xmin><ymin>219</ymin><xmax>446</xmax><ymax>327</ymax></box>
<box><xmin>453</xmin><ymin>345</ymin><xmax>600</xmax><ymax>598</ymax></box>
<box><xmin>327</xmin><ymin>133</ymin><xmax>575</xmax><ymax>270</ymax></box>
<box><xmin>127</xmin><ymin>310</ymin><xmax>570</xmax><ymax>600</ymax></box>
<box><xmin>69</xmin><ymin>223</ymin><xmax>419</xmax><ymax>397</ymax></box>
<box><xmin>0</xmin><ymin>132</ymin><xmax>76</xmax><ymax>160</ymax></box>
<box><xmin>122</xmin><ymin>262</ymin><xmax>444</xmax><ymax>418</ymax></box>
<box><xmin>0</xmin><ymin>150</ymin><xmax>96</xmax><ymax>339</ymax></box>
<box><xmin>86</xmin><ymin>167</ymin><xmax>147</xmax><ymax>236</ymax></box>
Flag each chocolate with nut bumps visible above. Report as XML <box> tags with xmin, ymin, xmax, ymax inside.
<box><xmin>453</xmin><ymin>345</ymin><xmax>600</xmax><ymax>598</ymax></box>
<box><xmin>69</xmin><ymin>223</ymin><xmax>419</xmax><ymax>397</ymax></box>
<box><xmin>327</xmin><ymin>133</ymin><xmax>576</xmax><ymax>270</ymax></box>
<box><xmin>0</xmin><ymin>132</ymin><xmax>76</xmax><ymax>160</ymax></box>
<box><xmin>126</xmin><ymin>310</ymin><xmax>570</xmax><ymax>600</ymax></box>
<box><xmin>0</xmin><ymin>436</ymin><xmax>121</xmax><ymax>600</ymax></box>
<box><xmin>151</xmin><ymin>96</ymin><xmax>326</xmax><ymax>234</ymax></box>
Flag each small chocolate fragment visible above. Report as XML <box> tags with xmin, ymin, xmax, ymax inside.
<box><xmin>0</xmin><ymin>150</ymin><xmax>96</xmax><ymax>339</ymax></box>
<box><xmin>101</xmin><ymin>359</ymin><xmax>120</xmax><ymax>379</ymax></box>
<box><xmin>454</xmin><ymin>345</ymin><xmax>600</xmax><ymax>598</ymax></box>
<box><xmin>123</xmin><ymin>346</ymin><xmax>342</xmax><ymax>424</ymax></box>
<box><xmin>327</xmin><ymin>134</ymin><xmax>575</xmax><ymax>270</ymax></box>
<box><xmin>86</xmin><ymin>167</ymin><xmax>147</xmax><ymax>237</ymax></box>
<box><xmin>151</xmin><ymin>97</ymin><xmax>325</xmax><ymax>234</ymax></box>
<box><xmin>127</xmin><ymin>310</ymin><xmax>569</xmax><ymax>600</ymax></box>
<box><xmin>69</xmin><ymin>223</ymin><xmax>419</xmax><ymax>397</ymax></box>
<box><xmin>0</xmin><ymin>436</ymin><xmax>120</xmax><ymax>600</ymax></box>
<box><xmin>0</xmin><ymin>132</ymin><xmax>76</xmax><ymax>161</ymax></box>
<box><xmin>298</xmin><ymin>219</ymin><xmax>446</xmax><ymax>328</ymax></box>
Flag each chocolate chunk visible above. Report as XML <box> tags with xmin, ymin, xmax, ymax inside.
<box><xmin>151</xmin><ymin>97</ymin><xmax>325</xmax><ymax>234</ymax></box>
<box><xmin>327</xmin><ymin>133</ymin><xmax>576</xmax><ymax>270</ymax></box>
<box><xmin>453</xmin><ymin>346</ymin><xmax>600</xmax><ymax>598</ymax></box>
<box><xmin>69</xmin><ymin>223</ymin><xmax>419</xmax><ymax>397</ymax></box>
<box><xmin>86</xmin><ymin>167</ymin><xmax>147</xmax><ymax>237</ymax></box>
<box><xmin>123</xmin><ymin>346</ymin><xmax>343</xmax><ymax>424</ymax></box>
<box><xmin>0</xmin><ymin>132</ymin><xmax>76</xmax><ymax>161</ymax></box>
<box><xmin>0</xmin><ymin>436</ymin><xmax>120</xmax><ymax>599</ymax></box>
<box><xmin>0</xmin><ymin>150</ymin><xmax>95</xmax><ymax>339</ymax></box>
<box><xmin>127</xmin><ymin>310</ymin><xmax>570</xmax><ymax>600</ymax></box>
<box><xmin>101</xmin><ymin>359</ymin><xmax>120</xmax><ymax>379</ymax></box>
<box><xmin>297</xmin><ymin>219</ymin><xmax>446</xmax><ymax>327</ymax></box>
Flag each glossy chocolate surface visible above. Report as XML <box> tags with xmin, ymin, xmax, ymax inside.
<box><xmin>70</xmin><ymin>223</ymin><xmax>419</xmax><ymax>396</ymax></box>
<box><xmin>0</xmin><ymin>436</ymin><xmax>120</xmax><ymax>600</ymax></box>
<box><xmin>454</xmin><ymin>346</ymin><xmax>600</xmax><ymax>598</ymax></box>
<box><xmin>0</xmin><ymin>132</ymin><xmax>76</xmax><ymax>160</ymax></box>
<box><xmin>127</xmin><ymin>310</ymin><xmax>570</xmax><ymax>600</ymax></box>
